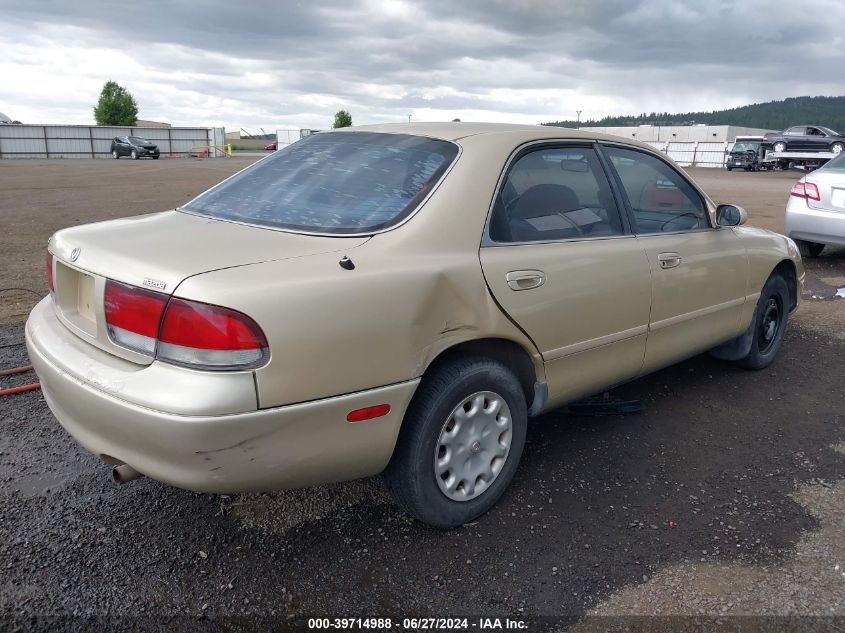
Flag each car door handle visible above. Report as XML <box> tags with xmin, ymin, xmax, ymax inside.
<box><xmin>506</xmin><ymin>270</ymin><xmax>546</xmax><ymax>291</ymax></box>
<box><xmin>657</xmin><ymin>252</ymin><xmax>682</xmax><ymax>269</ymax></box>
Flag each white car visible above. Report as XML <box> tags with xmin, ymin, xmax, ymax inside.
<box><xmin>785</xmin><ymin>152</ymin><xmax>845</xmax><ymax>257</ymax></box>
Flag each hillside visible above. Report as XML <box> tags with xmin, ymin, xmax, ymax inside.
<box><xmin>544</xmin><ymin>96</ymin><xmax>845</xmax><ymax>132</ymax></box>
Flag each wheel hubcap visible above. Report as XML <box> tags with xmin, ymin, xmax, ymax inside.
<box><xmin>757</xmin><ymin>297</ymin><xmax>780</xmax><ymax>353</ymax></box>
<box><xmin>434</xmin><ymin>391</ymin><xmax>512</xmax><ymax>502</ymax></box>
<box><xmin>833</xmin><ymin>145</ymin><xmax>843</xmax><ymax>155</ymax></box>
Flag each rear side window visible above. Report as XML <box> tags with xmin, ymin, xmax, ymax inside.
<box><xmin>489</xmin><ymin>146</ymin><xmax>624</xmax><ymax>243</ymax></box>
<box><xmin>183</xmin><ymin>132</ymin><xmax>459</xmax><ymax>234</ymax></box>
<box><xmin>604</xmin><ymin>146</ymin><xmax>708</xmax><ymax>234</ymax></box>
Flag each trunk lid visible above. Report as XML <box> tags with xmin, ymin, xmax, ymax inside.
<box><xmin>49</xmin><ymin>210</ymin><xmax>368</xmax><ymax>364</ymax></box>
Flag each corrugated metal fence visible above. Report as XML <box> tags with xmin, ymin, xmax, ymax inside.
<box><xmin>0</xmin><ymin>124</ymin><xmax>222</xmax><ymax>159</ymax></box>
<box><xmin>646</xmin><ymin>141</ymin><xmax>736</xmax><ymax>168</ymax></box>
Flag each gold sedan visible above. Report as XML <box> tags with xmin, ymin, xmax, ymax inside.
<box><xmin>26</xmin><ymin>123</ymin><xmax>803</xmax><ymax>527</ymax></box>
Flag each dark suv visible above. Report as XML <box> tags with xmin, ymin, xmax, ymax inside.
<box><xmin>110</xmin><ymin>136</ymin><xmax>160</xmax><ymax>160</ymax></box>
<box><xmin>726</xmin><ymin>140</ymin><xmax>764</xmax><ymax>171</ymax></box>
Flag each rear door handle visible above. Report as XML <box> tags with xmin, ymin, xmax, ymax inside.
<box><xmin>506</xmin><ymin>270</ymin><xmax>546</xmax><ymax>291</ymax></box>
<box><xmin>657</xmin><ymin>252</ymin><xmax>682</xmax><ymax>269</ymax></box>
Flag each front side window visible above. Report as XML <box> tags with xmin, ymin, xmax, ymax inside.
<box><xmin>604</xmin><ymin>146</ymin><xmax>709</xmax><ymax>234</ymax></box>
<box><xmin>489</xmin><ymin>146</ymin><xmax>624</xmax><ymax>243</ymax></box>
<box><xmin>183</xmin><ymin>132</ymin><xmax>459</xmax><ymax>234</ymax></box>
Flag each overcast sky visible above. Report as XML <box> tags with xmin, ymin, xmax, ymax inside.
<box><xmin>1</xmin><ymin>0</ymin><xmax>843</xmax><ymax>132</ymax></box>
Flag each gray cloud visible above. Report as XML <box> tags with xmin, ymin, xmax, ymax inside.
<box><xmin>0</xmin><ymin>0</ymin><xmax>843</xmax><ymax>130</ymax></box>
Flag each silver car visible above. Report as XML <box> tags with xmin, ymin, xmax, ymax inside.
<box><xmin>785</xmin><ymin>152</ymin><xmax>845</xmax><ymax>257</ymax></box>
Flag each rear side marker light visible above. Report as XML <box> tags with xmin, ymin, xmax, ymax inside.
<box><xmin>790</xmin><ymin>181</ymin><xmax>820</xmax><ymax>201</ymax></box>
<box><xmin>347</xmin><ymin>404</ymin><xmax>391</xmax><ymax>423</ymax></box>
<box><xmin>103</xmin><ymin>279</ymin><xmax>269</xmax><ymax>371</ymax></box>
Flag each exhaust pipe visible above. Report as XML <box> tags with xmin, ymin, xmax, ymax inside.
<box><xmin>112</xmin><ymin>463</ymin><xmax>143</xmax><ymax>485</ymax></box>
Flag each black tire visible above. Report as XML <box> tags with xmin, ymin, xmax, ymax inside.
<box><xmin>726</xmin><ymin>166</ymin><xmax>733</xmax><ymax>171</ymax></box>
<box><xmin>736</xmin><ymin>274</ymin><xmax>790</xmax><ymax>370</ymax></box>
<box><xmin>795</xmin><ymin>239</ymin><xmax>824</xmax><ymax>258</ymax></box>
<box><xmin>131</xmin><ymin>150</ymin><xmax>139</xmax><ymax>160</ymax></box>
<box><xmin>384</xmin><ymin>356</ymin><xmax>528</xmax><ymax>528</ymax></box>
<box><xmin>153</xmin><ymin>155</ymin><xmax>160</xmax><ymax>160</ymax></box>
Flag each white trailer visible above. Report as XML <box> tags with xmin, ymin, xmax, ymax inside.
<box><xmin>274</xmin><ymin>128</ymin><xmax>321</xmax><ymax>151</ymax></box>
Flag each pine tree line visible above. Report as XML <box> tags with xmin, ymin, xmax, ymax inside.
<box><xmin>544</xmin><ymin>96</ymin><xmax>845</xmax><ymax>133</ymax></box>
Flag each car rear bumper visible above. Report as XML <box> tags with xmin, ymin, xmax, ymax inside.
<box><xmin>785</xmin><ymin>196</ymin><xmax>845</xmax><ymax>247</ymax></box>
<box><xmin>25</xmin><ymin>297</ymin><xmax>418</xmax><ymax>493</ymax></box>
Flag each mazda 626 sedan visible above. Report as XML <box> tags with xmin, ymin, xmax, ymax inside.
<box><xmin>27</xmin><ymin>123</ymin><xmax>804</xmax><ymax>528</ymax></box>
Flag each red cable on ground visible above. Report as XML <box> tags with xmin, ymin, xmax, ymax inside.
<box><xmin>0</xmin><ymin>383</ymin><xmax>41</xmax><ymax>396</ymax></box>
<box><xmin>0</xmin><ymin>364</ymin><xmax>33</xmax><ymax>377</ymax></box>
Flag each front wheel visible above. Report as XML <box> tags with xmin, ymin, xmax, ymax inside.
<box><xmin>112</xmin><ymin>150</ymin><xmax>119</xmax><ymax>159</ymax></box>
<box><xmin>131</xmin><ymin>150</ymin><xmax>139</xmax><ymax>160</ymax></box>
<box><xmin>736</xmin><ymin>274</ymin><xmax>790</xmax><ymax>370</ymax></box>
<box><xmin>384</xmin><ymin>357</ymin><xmax>527</xmax><ymax>528</ymax></box>
<box><xmin>795</xmin><ymin>239</ymin><xmax>824</xmax><ymax>258</ymax></box>
<box><xmin>773</xmin><ymin>142</ymin><xmax>786</xmax><ymax>153</ymax></box>
<box><xmin>831</xmin><ymin>142</ymin><xmax>844</xmax><ymax>155</ymax></box>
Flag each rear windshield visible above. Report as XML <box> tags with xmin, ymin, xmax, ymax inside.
<box><xmin>182</xmin><ymin>132</ymin><xmax>459</xmax><ymax>234</ymax></box>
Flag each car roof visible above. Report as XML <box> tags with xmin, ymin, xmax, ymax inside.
<box><xmin>338</xmin><ymin>122</ymin><xmax>656</xmax><ymax>150</ymax></box>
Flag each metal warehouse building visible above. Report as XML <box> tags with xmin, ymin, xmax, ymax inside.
<box><xmin>571</xmin><ymin>124</ymin><xmax>776</xmax><ymax>167</ymax></box>
<box><xmin>0</xmin><ymin>124</ymin><xmax>226</xmax><ymax>159</ymax></box>
<box><xmin>578</xmin><ymin>124</ymin><xmax>774</xmax><ymax>142</ymax></box>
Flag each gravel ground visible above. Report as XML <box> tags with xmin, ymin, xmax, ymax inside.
<box><xmin>1</xmin><ymin>162</ymin><xmax>844</xmax><ymax>631</ymax></box>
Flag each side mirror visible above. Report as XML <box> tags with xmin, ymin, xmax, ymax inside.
<box><xmin>716</xmin><ymin>204</ymin><xmax>747</xmax><ymax>227</ymax></box>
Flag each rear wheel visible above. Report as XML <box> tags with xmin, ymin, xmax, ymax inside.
<box><xmin>735</xmin><ymin>274</ymin><xmax>790</xmax><ymax>370</ymax></box>
<box><xmin>795</xmin><ymin>239</ymin><xmax>824</xmax><ymax>258</ymax></box>
<box><xmin>384</xmin><ymin>357</ymin><xmax>527</xmax><ymax>528</ymax></box>
<box><xmin>152</xmin><ymin>155</ymin><xmax>160</xmax><ymax>160</ymax></box>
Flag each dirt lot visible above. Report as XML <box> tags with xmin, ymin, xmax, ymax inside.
<box><xmin>0</xmin><ymin>157</ymin><xmax>260</xmax><ymax>325</ymax></box>
<box><xmin>1</xmin><ymin>159</ymin><xmax>844</xmax><ymax>631</ymax></box>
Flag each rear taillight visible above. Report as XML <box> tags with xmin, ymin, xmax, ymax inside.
<box><xmin>790</xmin><ymin>181</ymin><xmax>820</xmax><ymax>201</ymax></box>
<box><xmin>104</xmin><ymin>280</ymin><xmax>168</xmax><ymax>355</ymax></box>
<box><xmin>46</xmin><ymin>253</ymin><xmax>55</xmax><ymax>294</ymax></box>
<box><xmin>103</xmin><ymin>279</ymin><xmax>268</xmax><ymax>370</ymax></box>
<box><xmin>157</xmin><ymin>298</ymin><xmax>269</xmax><ymax>370</ymax></box>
